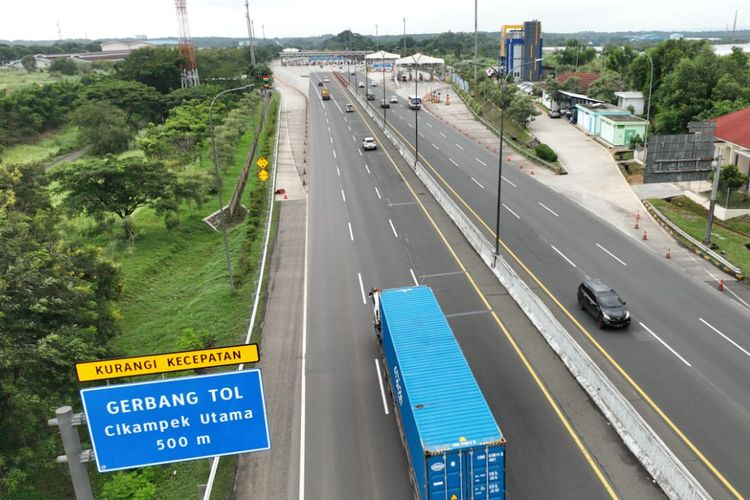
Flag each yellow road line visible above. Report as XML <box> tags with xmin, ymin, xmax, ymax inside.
<box><xmin>348</xmin><ymin>96</ymin><xmax>618</xmax><ymax>499</ymax></box>
<box><xmin>383</xmin><ymin>111</ymin><xmax>742</xmax><ymax>499</ymax></box>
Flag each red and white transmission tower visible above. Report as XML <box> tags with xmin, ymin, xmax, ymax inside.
<box><xmin>175</xmin><ymin>0</ymin><xmax>200</xmax><ymax>87</ymax></box>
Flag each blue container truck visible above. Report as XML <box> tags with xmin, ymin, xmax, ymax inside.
<box><xmin>372</xmin><ymin>285</ymin><xmax>506</xmax><ymax>499</ymax></box>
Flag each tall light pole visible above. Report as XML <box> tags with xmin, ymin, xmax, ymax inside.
<box><xmin>473</xmin><ymin>0</ymin><xmax>478</xmax><ymax>83</ymax></box>
<box><xmin>411</xmin><ymin>53</ymin><xmax>423</xmax><ymax>168</ymax></box>
<box><xmin>382</xmin><ymin>50</ymin><xmax>387</xmax><ymax>127</ymax></box>
<box><xmin>643</xmin><ymin>51</ymin><xmax>654</xmax><ymax>158</ymax></box>
<box><xmin>209</xmin><ymin>83</ymin><xmax>254</xmax><ymax>289</ymax></box>
<box><xmin>494</xmin><ymin>59</ymin><xmax>541</xmax><ymax>260</ymax></box>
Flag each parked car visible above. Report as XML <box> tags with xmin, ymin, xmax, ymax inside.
<box><xmin>367</xmin><ymin>92</ymin><xmax>376</xmax><ymax>101</ymax></box>
<box><xmin>380</xmin><ymin>99</ymin><xmax>390</xmax><ymax>109</ymax></box>
<box><xmin>548</xmin><ymin>109</ymin><xmax>561</xmax><ymax>118</ymax></box>
<box><xmin>390</xmin><ymin>95</ymin><xmax>398</xmax><ymax>103</ymax></box>
<box><xmin>358</xmin><ymin>82</ymin><xmax>365</xmax><ymax>88</ymax></box>
<box><xmin>577</xmin><ymin>279</ymin><xmax>630</xmax><ymax>328</ymax></box>
<box><xmin>345</xmin><ymin>103</ymin><xmax>354</xmax><ymax>112</ymax></box>
<box><xmin>317</xmin><ymin>81</ymin><xmax>324</xmax><ymax>87</ymax></box>
<box><xmin>362</xmin><ymin>137</ymin><xmax>377</xmax><ymax>150</ymax></box>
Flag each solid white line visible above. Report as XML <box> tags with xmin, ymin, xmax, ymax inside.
<box><xmin>551</xmin><ymin>245</ymin><xmax>577</xmax><ymax>268</ymax></box>
<box><xmin>375</xmin><ymin>186</ymin><xmax>382</xmax><ymax>199</ymax></box>
<box><xmin>640</xmin><ymin>322</ymin><xmax>692</xmax><ymax>367</ymax></box>
<box><xmin>596</xmin><ymin>243</ymin><xmax>627</xmax><ymax>266</ymax></box>
<box><xmin>410</xmin><ymin>268</ymin><xmax>419</xmax><ymax>286</ymax></box>
<box><xmin>426</xmin><ymin>122</ymin><xmax>433</xmax><ymax>128</ymax></box>
<box><xmin>538</xmin><ymin>202</ymin><xmax>559</xmax><ymax>217</ymax></box>
<box><xmin>375</xmin><ymin>359</ymin><xmax>389</xmax><ymax>415</ymax></box>
<box><xmin>704</xmin><ymin>270</ymin><xmax>750</xmax><ymax>309</ymax></box>
<box><xmin>471</xmin><ymin>177</ymin><xmax>485</xmax><ymax>189</ymax></box>
<box><xmin>389</xmin><ymin>219</ymin><xmax>399</xmax><ymax>238</ymax></box>
<box><xmin>432</xmin><ymin>144</ymin><xmax>440</xmax><ymax>150</ymax></box>
<box><xmin>449</xmin><ymin>158</ymin><xmax>459</xmax><ymax>167</ymax></box>
<box><xmin>348</xmin><ymin>222</ymin><xmax>354</xmax><ymax>241</ymax></box>
<box><xmin>502</xmin><ymin>203</ymin><xmax>520</xmax><ymax>219</ymax></box>
<box><xmin>298</xmin><ymin>169</ymin><xmax>310</xmax><ymax>500</ymax></box>
<box><xmin>341</xmin><ymin>189</ymin><xmax>346</xmax><ymax>202</ymax></box>
<box><xmin>476</xmin><ymin>158</ymin><xmax>487</xmax><ymax>166</ymax></box>
<box><xmin>455</xmin><ymin>143</ymin><xmax>464</xmax><ymax>150</ymax></box>
<box><xmin>501</xmin><ymin>176</ymin><xmax>516</xmax><ymax>187</ymax></box>
<box><xmin>358</xmin><ymin>272</ymin><xmax>367</xmax><ymax>304</ymax></box>
<box><xmin>699</xmin><ymin>317</ymin><xmax>750</xmax><ymax>357</ymax></box>
<box><xmin>365</xmin><ymin>164</ymin><xmax>371</xmax><ymax>174</ymax></box>
<box><xmin>439</xmin><ymin>131</ymin><xmax>447</xmax><ymax>138</ymax></box>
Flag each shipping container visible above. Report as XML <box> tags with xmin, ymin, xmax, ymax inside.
<box><xmin>376</xmin><ymin>286</ymin><xmax>506</xmax><ymax>499</ymax></box>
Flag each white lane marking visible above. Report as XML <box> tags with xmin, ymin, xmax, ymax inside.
<box><xmin>503</xmin><ymin>203</ymin><xmax>520</xmax><ymax>219</ymax></box>
<box><xmin>471</xmin><ymin>177</ymin><xmax>485</xmax><ymax>189</ymax></box>
<box><xmin>333</xmin><ymin>149</ymin><xmax>337</xmax><ymax>159</ymax></box>
<box><xmin>365</xmin><ymin>164</ymin><xmax>371</xmax><ymax>174</ymax></box>
<box><xmin>640</xmin><ymin>322</ymin><xmax>692</xmax><ymax>367</ymax></box>
<box><xmin>348</xmin><ymin>222</ymin><xmax>354</xmax><ymax>241</ymax></box>
<box><xmin>358</xmin><ymin>149</ymin><xmax>362</xmax><ymax>156</ymax></box>
<box><xmin>502</xmin><ymin>176</ymin><xmax>516</xmax><ymax>187</ymax></box>
<box><xmin>330</xmin><ymin>137</ymin><xmax>333</xmax><ymax>144</ymax></box>
<box><xmin>341</xmin><ymin>189</ymin><xmax>346</xmax><ymax>202</ymax></box>
<box><xmin>449</xmin><ymin>158</ymin><xmax>459</xmax><ymax>167</ymax></box>
<box><xmin>352</xmin><ymin>135</ymin><xmax>356</xmax><ymax>141</ymax></box>
<box><xmin>432</xmin><ymin>143</ymin><xmax>440</xmax><ymax>150</ymax></box>
<box><xmin>299</xmin><ymin>173</ymin><xmax>310</xmax><ymax>500</ymax></box>
<box><xmin>551</xmin><ymin>245</ymin><xmax>577</xmax><ymax>268</ymax></box>
<box><xmin>332</xmin><ymin>99</ymin><xmax>343</xmax><ymax>114</ymax></box>
<box><xmin>375</xmin><ymin>359</ymin><xmax>389</xmax><ymax>415</ymax></box>
<box><xmin>699</xmin><ymin>317</ymin><xmax>750</xmax><ymax>357</ymax></box>
<box><xmin>538</xmin><ymin>202</ymin><xmax>559</xmax><ymax>217</ymax></box>
<box><xmin>327</xmin><ymin>126</ymin><xmax>331</xmax><ymax>134</ymax></box>
<box><xmin>704</xmin><ymin>270</ymin><xmax>750</xmax><ymax>310</ymax></box>
<box><xmin>375</xmin><ymin>187</ymin><xmax>382</xmax><ymax>199</ymax></box>
<box><xmin>426</xmin><ymin>122</ymin><xmax>433</xmax><ymax>128</ymax></box>
<box><xmin>410</xmin><ymin>269</ymin><xmax>419</xmax><ymax>286</ymax></box>
<box><xmin>348</xmin><ymin>126</ymin><xmax>352</xmax><ymax>131</ymax></box>
<box><xmin>455</xmin><ymin>143</ymin><xmax>464</xmax><ymax>150</ymax></box>
<box><xmin>407</xmin><ymin>123</ymin><xmax>413</xmax><ymax>128</ymax></box>
<box><xmin>476</xmin><ymin>158</ymin><xmax>487</xmax><ymax>166</ymax></box>
<box><xmin>596</xmin><ymin>243</ymin><xmax>627</xmax><ymax>266</ymax></box>
<box><xmin>389</xmin><ymin>219</ymin><xmax>399</xmax><ymax>238</ymax></box>
<box><xmin>336</xmin><ymin>166</ymin><xmax>340</xmax><ymax>176</ymax></box>
<box><xmin>418</xmin><ymin>132</ymin><xmax>425</xmax><ymax>138</ymax></box>
<box><xmin>398</xmin><ymin>115</ymin><xmax>403</xmax><ymax>120</ymax></box>
<box><xmin>439</xmin><ymin>131</ymin><xmax>447</xmax><ymax>138</ymax></box>
<box><xmin>358</xmin><ymin>272</ymin><xmax>367</xmax><ymax>304</ymax></box>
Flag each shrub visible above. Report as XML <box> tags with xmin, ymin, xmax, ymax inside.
<box><xmin>535</xmin><ymin>143</ymin><xmax>558</xmax><ymax>162</ymax></box>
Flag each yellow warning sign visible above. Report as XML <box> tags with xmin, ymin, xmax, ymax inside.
<box><xmin>75</xmin><ymin>344</ymin><xmax>259</xmax><ymax>382</ymax></box>
<box><xmin>258</xmin><ymin>169</ymin><xmax>270</xmax><ymax>182</ymax></box>
<box><xmin>256</xmin><ymin>156</ymin><xmax>268</xmax><ymax>169</ymax></box>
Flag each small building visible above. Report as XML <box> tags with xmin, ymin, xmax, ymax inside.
<box><xmin>575</xmin><ymin>102</ymin><xmax>630</xmax><ymax>135</ymax></box>
<box><xmin>600</xmin><ymin>114</ymin><xmax>648</xmax><ymax>147</ymax></box>
<box><xmin>711</xmin><ymin>107</ymin><xmax>750</xmax><ymax>182</ymax></box>
<box><xmin>614</xmin><ymin>91</ymin><xmax>645</xmax><ymax>115</ymax></box>
<box><xmin>100</xmin><ymin>40</ymin><xmax>153</xmax><ymax>52</ymax></box>
<box><xmin>557</xmin><ymin>71</ymin><xmax>601</xmax><ymax>94</ymax></box>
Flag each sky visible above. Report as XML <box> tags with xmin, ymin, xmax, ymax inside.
<box><xmin>0</xmin><ymin>0</ymin><xmax>747</xmax><ymax>42</ymax></box>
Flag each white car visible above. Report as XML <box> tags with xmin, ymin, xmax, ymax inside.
<box><xmin>370</xmin><ymin>81</ymin><xmax>378</xmax><ymax>87</ymax></box>
<box><xmin>390</xmin><ymin>95</ymin><xmax>398</xmax><ymax>103</ymax></box>
<box><xmin>323</xmin><ymin>78</ymin><xmax>330</xmax><ymax>83</ymax></box>
<box><xmin>358</xmin><ymin>82</ymin><xmax>365</xmax><ymax>88</ymax></box>
<box><xmin>362</xmin><ymin>137</ymin><xmax>377</xmax><ymax>150</ymax></box>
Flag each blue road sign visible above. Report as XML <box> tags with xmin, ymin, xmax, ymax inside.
<box><xmin>81</xmin><ymin>370</ymin><xmax>270</xmax><ymax>472</ymax></box>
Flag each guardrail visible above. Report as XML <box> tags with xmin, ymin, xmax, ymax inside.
<box><xmin>344</xmin><ymin>80</ymin><xmax>711</xmax><ymax>500</ymax></box>
<box><xmin>644</xmin><ymin>200</ymin><xmax>744</xmax><ymax>279</ymax></box>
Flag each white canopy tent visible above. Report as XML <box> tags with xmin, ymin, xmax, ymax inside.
<box><xmin>394</xmin><ymin>52</ymin><xmax>446</xmax><ymax>79</ymax></box>
<box><xmin>365</xmin><ymin>50</ymin><xmax>401</xmax><ymax>71</ymax></box>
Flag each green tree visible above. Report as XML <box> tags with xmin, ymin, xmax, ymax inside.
<box><xmin>506</xmin><ymin>93</ymin><xmax>540</xmax><ymax>128</ymax></box>
<box><xmin>556</xmin><ymin>40</ymin><xmax>596</xmax><ymax>69</ymax></box>
<box><xmin>20</xmin><ymin>54</ymin><xmax>36</xmax><ymax>72</ymax></box>
<box><xmin>79</xmin><ymin>78</ymin><xmax>165</xmax><ymax>125</ymax></box>
<box><xmin>49</xmin><ymin>57</ymin><xmax>78</xmax><ymax>75</ymax></box>
<box><xmin>588</xmin><ymin>72</ymin><xmax>624</xmax><ymax>104</ymax></box>
<box><xmin>116</xmin><ymin>47</ymin><xmax>184</xmax><ymax>93</ymax></box>
<box><xmin>602</xmin><ymin>44</ymin><xmax>637</xmax><ymax>76</ymax></box>
<box><xmin>716</xmin><ymin>164</ymin><xmax>749</xmax><ymax>193</ymax></box>
<box><xmin>71</xmin><ymin>100</ymin><xmax>132</xmax><ymax>155</ymax></box>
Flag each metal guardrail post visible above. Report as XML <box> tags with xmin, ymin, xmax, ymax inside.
<box><xmin>48</xmin><ymin>406</ymin><xmax>94</xmax><ymax>500</ymax></box>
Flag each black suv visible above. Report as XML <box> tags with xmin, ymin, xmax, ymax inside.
<box><xmin>577</xmin><ymin>279</ymin><xmax>630</xmax><ymax>328</ymax></box>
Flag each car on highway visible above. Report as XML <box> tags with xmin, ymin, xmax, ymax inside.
<box><xmin>390</xmin><ymin>95</ymin><xmax>398</xmax><ymax>103</ymax></box>
<box><xmin>358</xmin><ymin>82</ymin><xmax>365</xmax><ymax>88</ymax></box>
<box><xmin>362</xmin><ymin>137</ymin><xmax>377</xmax><ymax>150</ymax></box>
<box><xmin>317</xmin><ymin>81</ymin><xmax>324</xmax><ymax>87</ymax></box>
<box><xmin>345</xmin><ymin>103</ymin><xmax>354</xmax><ymax>112</ymax></box>
<box><xmin>370</xmin><ymin>81</ymin><xmax>378</xmax><ymax>87</ymax></box>
<box><xmin>350</xmin><ymin>70</ymin><xmax>356</xmax><ymax>75</ymax></box>
<box><xmin>367</xmin><ymin>92</ymin><xmax>376</xmax><ymax>101</ymax></box>
<box><xmin>323</xmin><ymin>78</ymin><xmax>330</xmax><ymax>83</ymax></box>
<box><xmin>577</xmin><ymin>279</ymin><xmax>630</xmax><ymax>328</ymax></box>
<box><xmin>548</xmin><ymin>109</ymin><xmax>562</xmax><ymax>118</ymax></box>
<box><xmin>380</xmin><ymin>99</ymin><xmax>390</xmax><ymax>108</ymax></box>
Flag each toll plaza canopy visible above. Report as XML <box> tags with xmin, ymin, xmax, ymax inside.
<box><xmin>395</xmin><ymin>52</ymin><xmax>445</xmax><ymax>76</ymax></box>
<box><xmin>365</xmin><ymin>50</ymin><xmax>401</xmax><ymax>71</ymax></box>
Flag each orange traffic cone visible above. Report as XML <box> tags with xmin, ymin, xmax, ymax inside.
<box><xmin>634</xmin><ymin>220</ymin><xmax>640</xmax><ymax>230</ymax></box>
<box><xmin>530</xmin><ymin>168</ymin><xmax>535</xmax><ymax>175</ymax></box>
<box><xmin>666</xmin><ymin>248</ymin><xmax>671</xmax><ymax>259</ymax></box>
<box><xmin>642</xmin><ymin>230</ymin><xmax>648</xmax><ymax>241</ymax></box>
<box><xmin>719</xmin><ymin>279</ymin><xmax>725</xmax><ymax>292</ymax></box>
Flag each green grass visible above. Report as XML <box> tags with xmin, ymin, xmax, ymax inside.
<box><xmin>0</xmin><ymin>68</ymin><xmax>79</xmax><ymax>92</ymax></box>
<box><xmin>1</xmin><ymin>125</ymin><xmax>81</xmax><ymax>165</ymax></box>
<box><xmin>649</xmin><ymin>196</ymin><xmax>750</xmax><ymax>277</ymax></box>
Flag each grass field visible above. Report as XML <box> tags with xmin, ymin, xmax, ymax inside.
<box><xmin>649</xmin><ymin>196</ymin><xmax>750</xmax><ymax>277</ymax></box>
<box><xmin>0</xmin><ymin>68</ymin><xmax>78</xmax><ymax>92</ymax></box>
<box><xmin>1</xmin><ymin>125</ymin><xmax>81</xmax><ymax>165</ymax></box>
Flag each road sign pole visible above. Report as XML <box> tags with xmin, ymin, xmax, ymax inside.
<box><xmin>49</xmin><ymin>406</ymin><xmax>94</xmax><ymax>500</ymax></box>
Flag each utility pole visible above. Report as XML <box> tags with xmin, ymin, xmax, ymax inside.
<box><xmin>403</xmin><ymin>18</ymin><xmax>406</xmax><ymax>55</ymax></box>
<box><xmin>474</xmin><ymin>0</ymin><xmax>478</xmax><ymax>83</ymax></box>
<box><xmin>704</xmin><ymin>152</ymin><xmax>723</xmax><ymax>245</ymax></box>
<box><xmin>244</xmin><ymin>0</ymin><xmax>256</xmax><ymax>65</ymax></box>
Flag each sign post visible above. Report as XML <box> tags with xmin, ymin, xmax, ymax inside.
<box><xmin>81</xmin><ymin>370</ymin><xmax>270</xmax><ymax>472</ymax></box>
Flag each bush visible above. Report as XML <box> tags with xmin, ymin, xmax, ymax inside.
<box><xmin>535</xmin><ymin>143</ymin><xmax>558</xmax><ymax>162</ymax></box>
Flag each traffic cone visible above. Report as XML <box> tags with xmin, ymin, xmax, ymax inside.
<box><xmin>642</xmin><ymin>230</ymin><xmax>648</xmax><ymax>241</ymax></box>
<box><xmin>719</xmin><ymin>279</ymin><xmax>724</xmax><ymax>292</ymax></box>
<box><xmin>530</xmin><ymin>168</ymin><xmax>535</xmax><ymax>175</ymax></box>
<box><xmin>634</xmin><ymin>220</ymin><xmax>640</xmax><ymax>229</ymax></box>
<box><xmin>635</xmin><ymin>211</ymin><xmax>640</xmax><ymax>221</ymax></box>
<box><xmin>666</xmin><ymin>248</ymin><xmax>671</xmax><ymax>259</ymax></box>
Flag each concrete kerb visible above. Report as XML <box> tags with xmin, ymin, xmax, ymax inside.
<box><xmin>341</xmin><ymin>76</ymin><xmax>711</xmax><ymax>500</ymax></box>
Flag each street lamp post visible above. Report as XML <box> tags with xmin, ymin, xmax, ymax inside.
<box><xmin>411</xmin><ymin>54</ymin><xmax>423</xmax><ymax>168</ymax></box>
<box><xmin>643</xmin><ymin>51</ymin><xmax>654</xmax><ymax>160</ymax></box>
<box><xmin>209</xmin><ymin>83</ymin><xmax>254</xmax><ymax>289</ymax></box>
<box><xmin>493</xmin><ymin>59</ymin><xmax>541</xmax><ymax>261</ymax></box>
<box><xmin>382</xmin><ymin>51</ymin><xmax>387</xmax><ymax>127</ymax></box>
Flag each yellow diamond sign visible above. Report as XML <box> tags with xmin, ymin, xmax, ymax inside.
<box><xmin>256</xmin><ymin>156</ymin><xmax>269</xmax><ymax>169</ymax></box>
<box><xmin>258</xmin><ymin>169</ymin><xmax>270</xmax><ymax>182</ymax></box>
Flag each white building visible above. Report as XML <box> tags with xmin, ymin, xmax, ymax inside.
<box><xmin>614</xmin><ymin>91</ymin><xmax>645</xmax><ymax>116</ymax></box>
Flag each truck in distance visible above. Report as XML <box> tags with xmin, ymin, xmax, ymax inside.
<box><xmin>321</xmin><ymin>87</ymin><xmax>330</xmax><ymax>100</ymax></box>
